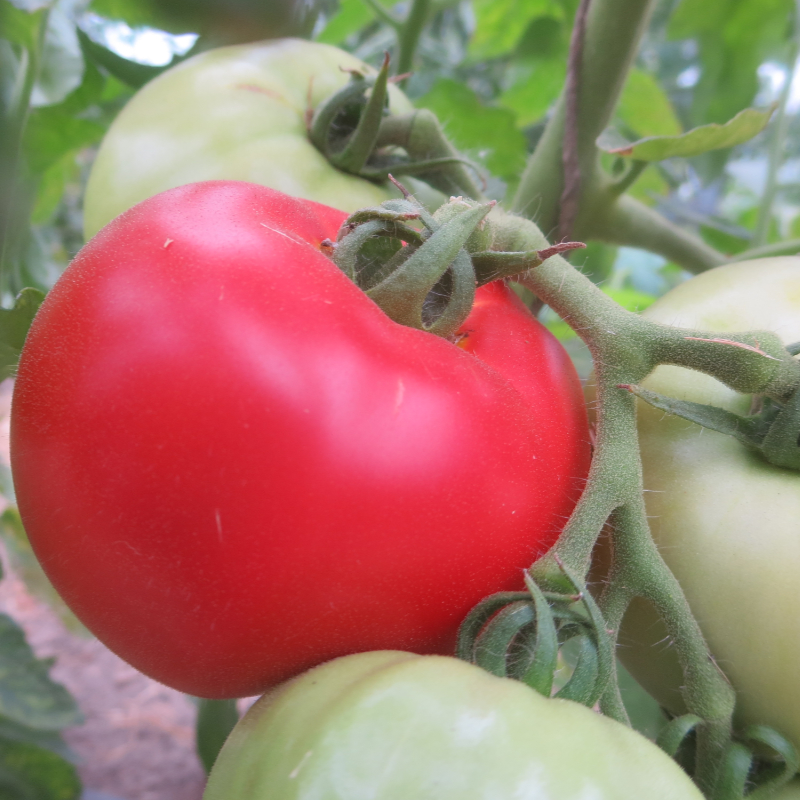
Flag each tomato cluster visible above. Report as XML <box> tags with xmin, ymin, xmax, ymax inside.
<box><xmin>12</xmin><ymin>27</ymin><xmax>800</xmax><ymax>800</ymax></box>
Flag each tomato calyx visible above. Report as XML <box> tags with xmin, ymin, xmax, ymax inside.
<box><xmin>308</xmin><ymin>54</ymin><xmax>484</xmax><ymax>199</ymax></box>
<box><xmin>457</xmin><ymin>562</ymin><xmax>614</xmax><ymax>707</ymax></box>
<box><xmin>619</xmin><ymin>380</ymin><xmax>800</xmax><ymax>471</ymax></box>
<box><xmin>324</xmin><ymin>185</ymin><xmax>585</xmax><ymax>338</ymax></box>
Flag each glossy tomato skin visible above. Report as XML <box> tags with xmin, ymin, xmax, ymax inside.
<box><xmin>83</xmin><ymin>39</ymin><xmax>440</xmax><ymax>240</ymax></box>
<box><xmin>12</xmin><ymin>182</ymin><xmax>590</xmax><ymax>699</ymax></box>
<box><xmin>204</xmin><ymin>651</ymin><xmax>704</xmax><ymax>800</ymax></box>
<box><xmin>616</xmin><ymin>259</ymin><xmax>800</xmax><ymax>747</ymax></box>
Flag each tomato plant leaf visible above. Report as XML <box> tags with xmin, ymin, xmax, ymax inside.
<box><xmin>597</xmin><ymin>106</ymin><xmax>775</xmax><ymax>161</ymax></box>
<box><xmin>0</xmin><ymin>715</ymin><xmax>73</xmax><ymax>762</ymax></box>
<box><xmin>24</xmin><ymin>107</ymin><xmax>104</xmax><ymax>174</ymax></box>
<box><xmin>469</xmin><ymin>0</ymin><xmax>565</xmax><ymax>60</ymax></box>
<box><xmin>415</xmin><ymin>79</ymin><xmax>527</xmax><ymax>184</ymax></box>
<box><xmin>195</xmin><ymin>699</ymin><xmax>239</xmax><ymax>775</ymax></box>
<box><xmin>0</xmin><ymin>613</ymin><xmax>81</xmax><ymax>730</ymax></box>
<box><xmin>0</xmin><ymin>0</ymin><xmax>44</xmax><ymax>50</ymax></box>
<box><xmin>0</xmin><ymin>288</ymin><xmax>44</xmax><ymax>381</ymax></box>
<box><xmin>616</xmin><ymin>68</ymin><xmax>682</xmax><ymax>138</ymax></box>
<box><xmin>0</xmin><ymin>737</ymin><xmax>80</xmax><ymax>800</ymax></box>
<box><xmin>76</xmin><ymin>28</ymin><xmax>171</xmax><ymax>88</ymax></box>
<box><xmin>32</xmin><ymin>3</ymin><xmax>84</xmax><ymax>108</ymax></box>
<box><xmin>316</xmin><ymin>0</ymin><xmax>376</xmax><ymax>44</ymax></box>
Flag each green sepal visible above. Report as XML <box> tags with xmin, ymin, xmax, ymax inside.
<box><xmin>553</xmin><ymin>560</ymin><xmax>615</xmax><ymax>705</ymax></box>
<box><xmin>743</xmin><ymin>725</ymin><xmax>799</xmax><ymax>799</ymax></box>
<box><xmin>366</xmin><ymin>201</ymin><xmax>489</xmax><ymax>336</ymax></box>
<box><xmin>311</xmin><ymin>54</ymin><xmax>391</xmax><ymax>174</ymax></box>
<box><xmin>330</xmin><ymin>193</ymin><xmax>493</xmax><ymax>339</ymax></box>
<box><xmin>554</xmin><ymin>634</ymin><xmax>600</xmax><ymax>705</ymax></box>
<box><xmin>0</xmin><ymin>614</ymin><xmax>81</xmax><ymax>731</ymax></box>
<box><xmin>455</xmin><ymin>592</ymin><xmax>529</xmax><ymax>662</ymax></box>
<box><xmin>0</xmin><ymin>288</ymin><xmax>44</xmax><ymax>381</ymax></box>
<box><xmin>195</xmin><ymin>698</ymin><xmax>239</xmax><ymax>775</ymax></box>
<box><xmin>761</xmin><ymin>388</ymin><xmax>800</xmax><ymax>470</ymax></box>
<box><xmin>712</xmin><ymin>742</ymin><xmax>753</xmax><ymax>800</ymax></box>
<box><xmin>471</xmin><ymin>242</ymin><xmax>586</xmax><ymax>286</ymax></box>
<box><xmin>473</xmin><ymin>601</ymin><xmax>534</xmax><ymax>678</ymax></box>
<box><xmin>656</xmin><ymin>714</ymin><xmax>702</xmax><ymax>758</ymax></box>
<box><xmin>517</xmin><ymin>573</ymin><xmax>559</xmax><ymax>697</ymax></box>
<box><xmin>622</xmin><ymin>383</ymin><xmax>800</xmax><ymax>471</ymax></box>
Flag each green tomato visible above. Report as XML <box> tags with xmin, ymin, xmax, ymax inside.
<box><xmin>204</xmin><ymin>651</ymin><xmax>703</xmax><ymax>800</ymax></box>
<box><xmin>83</xmin><ymin>39</ymin><xmax>424</xmax><ymax>239</ymax></box>
<box><xmin>617</xmin><ymin>258</ymin><xmax>800</xmax><ymax>748</ymax></box>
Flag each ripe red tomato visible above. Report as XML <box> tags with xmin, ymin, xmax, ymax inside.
<box><xmin>11</xmin><ymin>182</ymin><xmax>590</xmax><ymax>699</ymax></box>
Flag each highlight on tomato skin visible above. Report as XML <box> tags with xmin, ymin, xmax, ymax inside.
<box><xmin>10</xmin><ymin>181</ymin><xmax>591</xmax><ymax>699</ymax></box>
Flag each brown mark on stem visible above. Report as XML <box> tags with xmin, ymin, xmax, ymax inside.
<box><xmin>558</xmin><ymin>0</ymin><xmax>592</xmax><ymax>242</ymax></box>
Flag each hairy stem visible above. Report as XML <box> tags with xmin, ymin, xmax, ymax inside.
<box><xmin>512</xmin><ymin>0</ymin><xmax>658</xmax><ymax>232</ymax></box>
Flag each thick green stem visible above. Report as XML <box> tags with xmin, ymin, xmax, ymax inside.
<box><xmin>512</xmin><ymin>0</ymin><xmax>658</xmax><ymax>231</ymax></box>
<box><xmin>490</xmin><ymin>207</ymin><xmax>799</xmax><ymax>791</ymax></box>
<box><xmin>396</xmin><ymin>0</ymin><xmax>431</xmax><ymax>80</ymax></box>
<box><xmin>592</xmin><ymin>194</ymin><xmax>727</xmax><ymax>274</ymax></box>
<box><xmin>509</xmin><ymin>0</ymin><xmax>728</xmax><ymax>275</ymax></box>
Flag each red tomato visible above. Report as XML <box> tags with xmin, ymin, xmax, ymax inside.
<box><xmin>10</xmin><ymin>182</ymin><xmax>590</xmax><ymax>698</ymax></box>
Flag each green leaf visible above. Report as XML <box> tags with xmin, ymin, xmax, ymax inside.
<box><xmin>669</xmin><ymin>0</ymin><xmax>793</xmax><ymax>143</ymax></box>
<box><xmin>23</xmin><ymin>105</ymin><xmax>104</xmax><ymax>173</ymax></box>
<box><xmin>415</xmin><ymin>79</ymin><xmax>527</xmax><ymax>182</ymax></box>
<box><xmin>88</xmin><ymin>0</ymin><xmax>178</xmax><ymax>31</ymax></box>
<box><xmin>597</xmin><ymin>106</ymin><xmax>775</xmax><ymax>161</ymax></box>
<box><xmin>617</xmin><ymin>68</ymin><xmax>681</xmax><ymax>138</ymax></box>
<box><xmin>32</xmin><ymin>3</ymin><xmax>84</xmax><ymax>107</ymax></box>
<box><xmin>30</xmin><ymin>151</ymin><xmax>79</xmax><ymax>224</ymax></box>
<box><xmin>499</xmin><ymin>56</ymin><xmax>566</xmax><ymax>127</ymax></box>
<box><xmin>0</xmin><ymin>738</ymin><xmax>80</xmax><ymax>800</ymax></box>
<box><xmin>469</xmin><ymin>0</ymin><xmax>564</xmax><ymax>60</ymax></box>
<box><xmin>196</xmin><ymin>699</ymin><xmax>239</xmax><ymax>774</ymax></box>
<box><xmin>0</xmin><ymin>612</ymin><xmax>81</xmax><ymax>730</ymax></box>
<box><xmin>0</xmin><ymin>508</ymin><xmax>88</xmax><ymax>634</ymax></box>
<box><xmin>0</xmin><ymin>288</ymin><xmax>44</xmax><ymax>381</ymax></box>
<box><xmin>316</xmin><ymin>0</ymin><xmax>377</xmax><ymax>44</ymax></box>
<box><xmin>603</xmin><ymin>287</ymin><xmax>656</xmax><ymax>313</ymax></box>
<box><xmin>0</xmin><ymin>715</ymin><xmax>73</xmax><ymax>762</ymax></box>
<box><xmin>76</xmin><ymin>28</ymin><xmax>170</xmax><ymax>88</ymax></box>
<box><xmin>0</xmin><ymin>1</ymin><xmax>45</xmax><ymax>50</ymax></box>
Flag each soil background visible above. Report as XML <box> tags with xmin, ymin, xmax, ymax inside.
<box><xmin>0</xmin><ymin>556</ymin><xmax>209</xmax><ymax>800</ymax></box>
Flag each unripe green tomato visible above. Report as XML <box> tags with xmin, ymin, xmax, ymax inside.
<box><xmin>204</xmin><ymin>651</ymin><xmax>703</xmax><ymax>800</ymax></box>
<box><xmin>83</xmin><ymin>40</ymin><xmax>426</xmax><ymax>239</ymax></box>
<box><xmin>616</xmin><ymin>258</ymin><xmax>800</xmax><ymax>748</ymax></box>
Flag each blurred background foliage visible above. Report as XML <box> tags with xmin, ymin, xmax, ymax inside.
<box><xmin>4</xmin><ymin>0</ymin><xmax>800</xmax><ymax>321</ymax></box>
<box><xmin>1</xmin><ymin>0</ymin><xmax>800</xmax><ymax>796</ymax></box>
